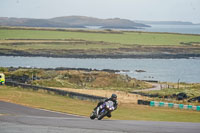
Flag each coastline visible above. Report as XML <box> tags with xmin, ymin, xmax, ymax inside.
<box><xmin>0</xmin><ymin>53</ymin><xmax>200</xmax><ymax>59</ymax></box>
<box><xmin>1</xmin><ymin>56</ymin><xmax>200</xmax><ymax>83</ymax></box>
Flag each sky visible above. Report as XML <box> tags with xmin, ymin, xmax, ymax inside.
<box><xmin>1</xmin><ymin>0</ymin><xmax>200</xmax><ymax>23</ymax></box>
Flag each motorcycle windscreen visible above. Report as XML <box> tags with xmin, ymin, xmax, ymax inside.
<box><xmin>105</xmin><ymin>101</ymin><xmax>114</xmax><ymax>108</ymax></box>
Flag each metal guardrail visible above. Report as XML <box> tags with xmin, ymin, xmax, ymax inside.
<box><xmin>5</xmin><ymin>81</ymin><xmax>106</xmax><ymax>102</ymax></box>
<box><xmin>141</xmin><ymin>80</ymin><xmax>158</xmax><ymax>83</ymax></box>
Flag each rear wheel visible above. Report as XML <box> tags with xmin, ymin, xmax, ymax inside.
<box><xmin>90</xmin><ymin>111</ymin><xmax>96</xmax><ymax>120</ymax></box>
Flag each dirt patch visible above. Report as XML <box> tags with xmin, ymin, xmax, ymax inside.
<box><xmin>55</xmin><ymin>87</ymin><xmax>151</xmax><ymax>104</ymax></box>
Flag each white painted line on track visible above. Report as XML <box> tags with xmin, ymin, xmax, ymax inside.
<box><xmin>13</xmin><ymin>115</ymin><xmax>85</xmax><ymax>120</ymax></box>
<box><xmin>33</xmin><ymin>108</ymin><xmax>86</xmax><ymax>118</ymax></box>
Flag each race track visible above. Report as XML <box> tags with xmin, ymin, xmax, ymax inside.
<box><xmin>0</xmin><ymin>101</ymin><xmax>200</xmax><ymax>133</ymax></box>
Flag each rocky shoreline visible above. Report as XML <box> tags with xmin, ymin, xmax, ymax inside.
<box><xmin>1</xmin><ymin>53</ymin><xmax>200</xmax><ymax>59</ymax></box>
<box><xmin>3</xmin><ymin>66</ymin><xmax>120</xmax><ymax>73</ymax></box>
<box><xmin>1</xmin><ymin>52</ymin><xmax>200</xmax><ymax>59</ymax></box>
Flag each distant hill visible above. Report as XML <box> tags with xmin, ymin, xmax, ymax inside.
<box><xmin>135</xmin><ymin>20</ymin><xmax>197</xmax><ymax>25</ymax></box>
<box><xmin>0</xmin><ymin>16</ymin><xmax>150</xmax><ymax>29</ymax></box>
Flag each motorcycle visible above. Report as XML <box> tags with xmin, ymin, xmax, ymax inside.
<box><xmin>90</xmin><ymin>100</ymin><xmax>115</xmax><ymax>120</ymax></box>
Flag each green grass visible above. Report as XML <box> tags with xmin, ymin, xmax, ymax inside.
<box><xmin>1</xmin><ymin>28</ymin><xmax>200</xmax><ymax>57</ymax></box>
<box><xmin>5</xmin><ymin>68</ymin><xmax>150</xmax><ymax>91</ymax></box>
<box><xmin>144</xmin><ymin>84</ymin><xmax>200</xmax><ymax>98</ymax></box>
<box><xmin>113</xmin><ymin>104</ymin><xmax>200</xmax><ymax>122</ymax></box>
<box><xmin>0</xmin><ymin>85</ymin><xmax>95</xmax><ymax>116</ymax></box>
<box><xmin>0</xmin><ymin>42</ymin><xmax>124</xmax><ymax>50</ymax></box>
<box><xmin>141</xmin><ymin>83</ymin><xmax>200</xmax><ymax>106</ymax></box>
<box><xmin>1</xmin><ymin>29</ymin><xmax>200</xmax><ymax>46</ymax></box>
<box><xmin>0</xmin><ymin>85</ymin><xmax>200</xmax><ymax>122</ymax></box>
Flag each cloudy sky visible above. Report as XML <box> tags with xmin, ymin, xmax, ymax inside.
<box><xmin>1</xmin><ymin>0</ymin><xmax>200</xmax><ymax>23</ymax></box>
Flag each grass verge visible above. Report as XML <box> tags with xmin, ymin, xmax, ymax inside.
<box><xmin>0</xmin><ymin>85</ymin><xmax>95</xmax><ymax>116</ymax></box>
<box><xmin>141</xmin><ymin>83</ymin><xmax>200</xmax><ymax>105</ymax></box>
<box><xmin>0</xmin><ymin>85</ymin><xmax>199</xmax><ymax>122</ymax></box>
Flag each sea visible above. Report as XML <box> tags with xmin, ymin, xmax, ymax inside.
<box><xmin>1</xmin><ymin>56</ymin><xmax>200</xmax><ymax>83</ymax></box>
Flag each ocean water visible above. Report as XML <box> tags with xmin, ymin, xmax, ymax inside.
<box><xmin>1</xmin><ymin>56</ymin><xmax>200</xmax><ymax>83</ymax></box>
<box><xmin>126</xmin><ymin>24</ymin><xmax>200</xmax><ymax>34</ymax></box>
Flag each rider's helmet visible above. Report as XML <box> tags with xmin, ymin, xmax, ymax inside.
<box><xmin>111</xmin><ymin>94</ymin><xmax>117</xmax><ymax>101</ymax></box>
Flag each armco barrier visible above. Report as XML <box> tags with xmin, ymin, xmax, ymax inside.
<box><xmin>5</xmin><ymin>81</ymin><xmax>106</xmax><ymax>102</ymax></box>
<box><xmin>147</xmin><ymin>101</ymin><xmax>200</xmax><ymax>112</ymax></box>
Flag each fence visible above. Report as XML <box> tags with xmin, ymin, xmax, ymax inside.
<box><xmin>5</xmin><ymin>81</ymin><xmax>106</xmax><ymax>102</ymax></box>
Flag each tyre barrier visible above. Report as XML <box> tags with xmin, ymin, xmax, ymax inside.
<box><xmin>179</xmin><ymin>104</ymin><xmax>184</xmax><ymax>109</ymax></box>
<box><xmin>5</xmin><ymin>81</ymin><xmax>106</xmax><ymax>102</ymax></box>
<box><xmin>137</xmin><ymin>100</ymin><xmax>150</xmax><ymax>105</ymax></box>
<box><xmin>159</xmin><ymin>102</ymin><xmax>164</xmax><ymax>107</ymax></box>
<box><xmin>168</xmin><ymin>103</ymin><xmax>174</xmax><ymax>108</ymax></box>
<box><xmin>197</xmin><ymin>106</ymin><xmax>200</xmax><ymax>111</ymax></box>
<box><xmin>148</xmin><ymin>101</ymin><xmax>200</xmax><ymax>111</ymax></box>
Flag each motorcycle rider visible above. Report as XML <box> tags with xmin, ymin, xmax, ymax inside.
<box><xmin>94</xmin><ymin>94</ymin><xmax>118</xmax><ymax>118</ymax></box>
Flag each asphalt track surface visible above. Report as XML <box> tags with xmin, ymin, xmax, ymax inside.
<box><xmin>0</xmin><ymin>101</ymin><xmax>200</xmax><ymax>133</ymax></box>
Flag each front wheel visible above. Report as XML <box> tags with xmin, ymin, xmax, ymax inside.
<box><xmin>97</xmin><ymin>110</ymin><xmax>107</xmax><ymax>120</ymax></box>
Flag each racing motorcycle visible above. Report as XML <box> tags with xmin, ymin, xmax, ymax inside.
<box><xmin>90</xmin><ymin>100</ymin><xmax>115</xmax><ymax>120</ymax></box>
